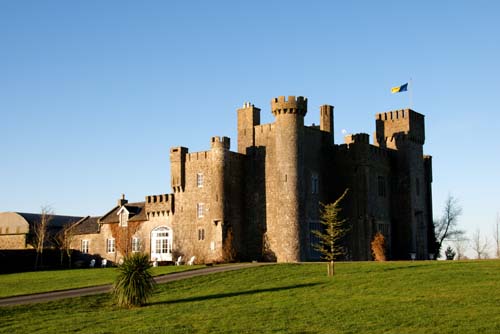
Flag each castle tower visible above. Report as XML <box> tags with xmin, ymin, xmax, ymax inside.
<box><xmin>320</xmin><ymin>104</ymin><xmax>334</xmax><ymax>144</ymax></box>
<box><xmin>374</xmin><ymin>109</ymin><xmax>431</xmax><ymax>259</ymax></box>
<box><xmin>269</xmin><ymin>96</ymin><xmax>307</xmax><ymax>262</ymax></box>
<box><xmin>210</xmin><ymin>136</ymin><xmax>230</xmax><ymax>223</ymax></box>
<box><xmin>237</xmin><ymin>102</ymin><xmax>261</xmax><ymax>154</ymax></box>
<box><xmin>170</xmin><ymin>147</ymin><xmax>188</xmax><ymax>193</ymax></box>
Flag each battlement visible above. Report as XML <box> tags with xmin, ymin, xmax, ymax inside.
<box><xmin>376</xmin><ymin>109</ymin><xmax>423</xmax><ymax>122</ymax></box>
<box><xmin>146</xmin><ymin>194</ymin><xmax>173</xmax><ymax>205</ymax></box>
<box><xmin>271</xmin><ymin>96</ymin><xmax>307</xmax><ymax>116</ymax></box>
<box><xmin>344</xmin><ymin>133</ymin><xmax>370</xmax><ymax>145</ymax></box>
<box><xmin>211</xmin><ymin>136</ymin><xmax>230</xmax><ymax>150</ymax></box>
<box><xmin>145</xmin><ymin>193</ymin><xmax>174</xmax><ymax>215</ymax></box>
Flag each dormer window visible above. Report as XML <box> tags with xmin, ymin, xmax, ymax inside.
<box><xmin>117</xmin><ymin>206</ymin><xmax>129</xmax><ymax>227</ymax></box>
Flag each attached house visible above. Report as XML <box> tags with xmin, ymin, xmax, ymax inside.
<box><xmin>71</xmin><ymin>194</ymin><xmax>174</xmax><ymax>265</ymax></box>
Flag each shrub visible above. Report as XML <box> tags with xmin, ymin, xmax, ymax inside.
<box><xmin>371</xmin><ymin>232</ymin><xmax>386</xmax><ymax>261</ymax></box>
<box><xmin>113</xmin><ymin>253</ymin><xmax>156</xmax><ymax>308</ymax></box>
<box><xmin>445</xmin><ymin>246</ymin><xmax>456</xmax><ymax>260</ymax></box>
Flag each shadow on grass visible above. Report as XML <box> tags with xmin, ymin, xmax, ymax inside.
<box><xmin>381</xmin><ymin>262</ymin><xmax>437</xmax><ymax>272</ymax></box>
<box><xmin>149</xmin><ymin>282</ymin><xmax>322</xmax><ymax>306</ymax></box>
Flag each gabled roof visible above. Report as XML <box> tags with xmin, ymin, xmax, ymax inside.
<box><xmin>99</xmin><ymin>202</ymin><xmax>147</xmax><ymax>224</ymax></box>
<box><xmin>71</xmin><ymin>216</ymin><xmax>100</xmax><ymax>234</ymax></box>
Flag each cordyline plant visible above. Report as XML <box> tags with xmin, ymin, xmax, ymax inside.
<box><xmin>113</xmin><ymin>253</ymin><xmax>156</xmax><ymax>308</ymax></box>
<box><xmin>313</xmin><ymin>189</ymin><xmax>350</xmax><ymax>277</ymax></box>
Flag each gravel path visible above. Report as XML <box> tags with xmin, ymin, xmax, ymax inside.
<box><xmin>0</xmin><ymin>263</ymin><xmax>264</xmax><ymax>307</ymax></box>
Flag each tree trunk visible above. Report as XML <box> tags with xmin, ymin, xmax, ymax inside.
<box><xmin>327</xmin><ymin>260</ymin><xmax>335</xmax><ymax>277</ymax></box>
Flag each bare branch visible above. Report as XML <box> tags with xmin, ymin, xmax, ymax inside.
<box><xmin>471</xmin><ymin>229</ymin><xmax>490</xmax><ymax>259</ymax></box>
<box><xmin>434</xmin><ymin>194</ymin><xmax>464</xmax><ymax>257</ymax></box>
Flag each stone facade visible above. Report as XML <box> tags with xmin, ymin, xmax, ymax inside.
<box><xmin>71</xmin><ymin>95</ymin><xmax>434</xmax><ymax>264</ymax></box>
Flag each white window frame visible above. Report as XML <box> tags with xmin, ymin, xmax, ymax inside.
<box><xmin>106</xmin><ymin>238</ymin><xmax>115</xmax><ymax>253</ymax></box>
<box><xmin>197</xmin><ymin>203</ymin><xmax>204</xmax><ymax>218</ymax></box>
<box><xmin>197</xmin><ymin>173</ymin><xmax>204</xmax><ymax>188</ymax></box>
<box><xmin>81</xmin><ymin>240</ymin><xmax>89</xmax><ymax>254</ymax></box>
<box><xmin>131</xmin><ymin>237</ymin><xmax>141</xmax><ymax>253</ymax></box>
<box><xmin>150</xmin><ymin>226</ymin><xmax>173</xmax><ymax>262</ymax></box>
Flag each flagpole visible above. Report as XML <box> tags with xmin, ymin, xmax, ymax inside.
<box><xmin>409</xmin><ymin>78</ymin><xmax>413</xmax><ymax>110</ymax></box>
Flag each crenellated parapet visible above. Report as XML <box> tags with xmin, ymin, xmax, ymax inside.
<box><xmin>210</xmin><ymin>136</ymin><xmax>230</xmax><ymax>150</ymax></box>
<box><xmin>271</xmin><ymin>96</ymin><xmax>307</xmax><ymax>117</ymax></box>
<box><xmin>145</xmin><ymin>193</ymin><xmax>174</xmax><ymax>215</ymax></box>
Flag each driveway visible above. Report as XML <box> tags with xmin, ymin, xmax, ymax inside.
<box><xmin>0</xmin><ymin>263</ymin><xmax>264</xmax><ymax>307</ymax></box>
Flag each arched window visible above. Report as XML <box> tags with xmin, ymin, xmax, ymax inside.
<box><xmin>150</xmin><ymin>226</ymin><xmax>173</xmax><ymax>262</ymax></box>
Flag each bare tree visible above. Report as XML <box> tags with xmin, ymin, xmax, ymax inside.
<box><xmin>494</xmin><ymin>213</ymin><xmax>500</xmax><ymax>259</ymax></box>
<box><xmin>32</xmin><ymin>205</ymin><xmax>54</xmax><ymax>270</ymax></box>
<box><xmin>471</xmin><ymin>229</ymin><xmax>489</xmax><ymax>259</ymax></box>
<box><xmin>453</xmin><ymin>238</ymin><xmax>469</xmax><ymax>260</ymax></box>
<box><xmin>53</xmin><ymin>221</ymin><xmax>77</xmax><ymax>268</ymax></box>
<box><xmin>434</xmin><ymin>194</ymin><xmax>464</xmax><ymax>258</ymax></box>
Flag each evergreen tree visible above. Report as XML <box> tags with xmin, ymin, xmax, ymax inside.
<box><xmin>313</xmin><ymin>189</ymin><xmax>350</xmax><ymax>276</ymax></box>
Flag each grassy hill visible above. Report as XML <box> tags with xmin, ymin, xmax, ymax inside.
<box><xmin>1</xmin><ymin>260</ymin><xmax>499</xmax><ymax>333</ymax></box>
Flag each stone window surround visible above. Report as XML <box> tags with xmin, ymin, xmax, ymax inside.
<box><xmin>81</xmin><ymin>239</ymin><xmax>89</xmax><ymax>254</ymax></box>
<box><xmin>131</xmin><ymin>237</ymin><xmax>141</xmax><ymax>252</ymax></box>
<box><xmin>197</xmin><ymin>173</ymin><xmax>204</xmax><ymax>188</ymax></box>
<box><xmin>106</xmin><ymin>238</ymin><xmax>115</xmax><ymax>253</ymax></box>
<box><xmin>197</xmin><ymin>203</ymin><xmax>204</xmax><ymax>218</ymax></box>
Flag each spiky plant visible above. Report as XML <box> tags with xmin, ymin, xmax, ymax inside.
<box><xmin>113</xmin><ymin>253</ymin><xmax>156</xmax><ymax>308</ymax></box>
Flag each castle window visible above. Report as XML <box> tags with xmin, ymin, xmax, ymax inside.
<box><xmin>197</xmin><ymin>173</ymin><xmax>204</xmax><ymax>188</ymax></box>
<box><xmin>198</xmin><ymin>228</ymin><xmax>205</xmax><ymax>241</ymax></box>
<box><xmin>106</xmin><ymin>238</ymin><xmax>115</xmax><ymax>253</ymax></box>
<box><xmin>416</xmin><ymin>178</ymin><xmax>420</xmax><ymax>196</ymax></box>
<box><xmin>81</xmin><ymin>240</ymin><xmax>89</xmax><ymax>254</ymax></box>
<box><xmin>311</xmin><ymin>173</ymin><xmax>319</xmax><ymax>194</ymax></box>
<box><xmin>132</xmin><ymin>237</ymin><xmax>141</xmax><ymax>253</ymax></box>
<box><xmin>378</xmin><ymin>176</ymin><xmax>386</xmax><ymax>197</ymax></box>
<box><xmin>197</xmin><ymin>203</ymin><xmax>204</xmax><ymax>218</ymax></box>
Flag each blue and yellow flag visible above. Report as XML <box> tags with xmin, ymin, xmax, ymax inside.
<box><xmin>391</xmin><ymin>83</ymin><xmax>408</xmax><ymax>94</ymax></box>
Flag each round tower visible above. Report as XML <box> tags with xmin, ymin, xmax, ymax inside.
<box><xmin>210</xmin><ymin>136</ymin><xmax>229</xmax><ymax>223</ymax></box>
<box><xmin>270</xmin><ymin>96</ymin><xmax>307</xmax><ymax>262</ymax></box>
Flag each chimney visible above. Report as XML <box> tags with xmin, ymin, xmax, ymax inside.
<box><xmin>117</xmin><ymin>194</ymin><xmax>128</xmax><ymax>207</ymax></box>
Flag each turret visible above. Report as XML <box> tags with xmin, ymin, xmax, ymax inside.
<box><xmin>269</xmin><ymin>96</ymin><xmax>307</xmax><ymax>262</ymax></box>
<box><xmin>210</xmin><ymin>136</ymin><xmax>229</xmax><ymax>223</ymax></box>
<box><xmin>320</xmin><ymin>104</ymin><xmax>334</xmax><ymax>144</ymax></box>
<box><xmin>237</xmin><ymin>102</ymin><xmax>260</xmax><ymax>154</ymax></box>
<box><xmin>170</xmin><ymin>147</ymin><xmax>188</xmax><ymax>192</ymax></box>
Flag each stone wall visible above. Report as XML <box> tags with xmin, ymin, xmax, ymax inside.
<box><xmin>0</xmin><ymin>234</ymin><xmax>26</xmax><ymax>249</ymax></box>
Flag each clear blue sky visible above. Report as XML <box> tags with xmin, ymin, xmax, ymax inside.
<box><xmin>1</xmin><ymin>1</ymin><xmax>499</xmax><ymax>255</ymax></box>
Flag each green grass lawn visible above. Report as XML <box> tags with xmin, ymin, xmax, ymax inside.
<box><xmin>1</xmin><ymin>260</ymin><xmax>500</xmax><ymax>333</ymax></box>
<box><xmin>0</xmin><ymin>265</ymin><xmax>202</xmax><ymax>298</ymax></box>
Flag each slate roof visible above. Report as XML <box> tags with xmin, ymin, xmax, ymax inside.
<box><xmin>16</xmin><ymin>213</ymin><xmax>82</xmax><ymax>229</ymax></box>
<box><xmin>71</xmin><ymin>216</ymin><xmax>100</xmax><ymax>234</ymax></box>
<box><xmin>99</xmin><ymin>202</ymin><xmax>147</xmax><ymax>224</ymax></box>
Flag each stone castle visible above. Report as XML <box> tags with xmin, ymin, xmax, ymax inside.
<box><xmin>1</xmin><ymin>95</ymin><xmax>433</xmax><ymax>264</ymax></box>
